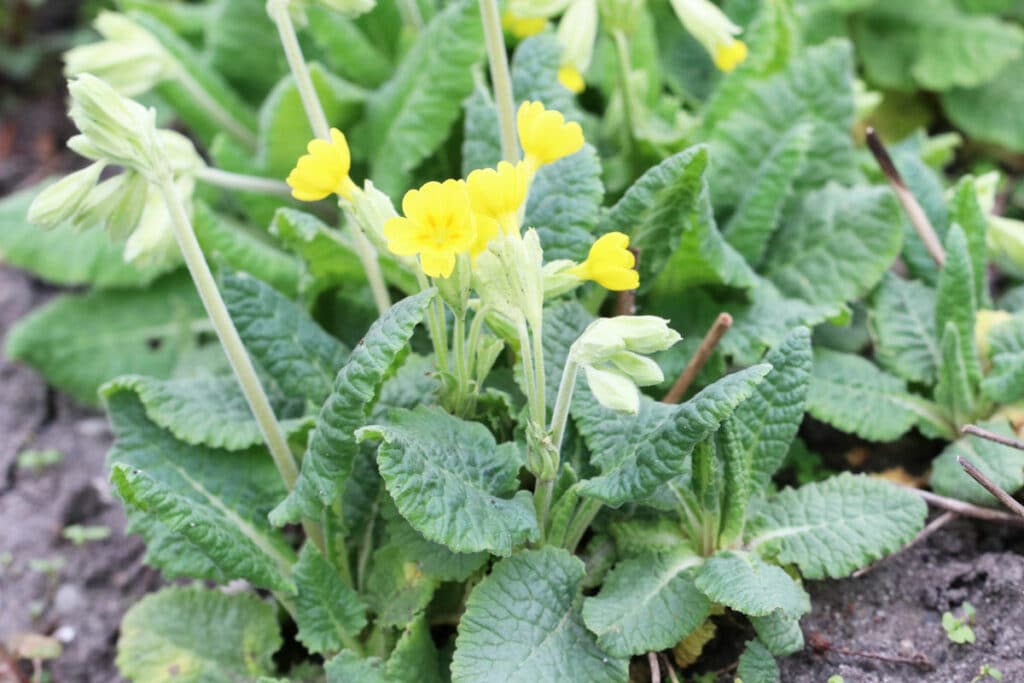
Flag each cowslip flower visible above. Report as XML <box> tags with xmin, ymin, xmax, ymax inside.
<box><xmin>569</xmin><ymin>232</ymin><xmax>639</xmax><ymax>291</ymax></box>
<box><xmin>555</xmin><ymin>0</ymin><xmax>597</xmax><ymax>94</ymax></box>
<box><xmin>517</xmin><ymin>101</ymin><xmax>585</xmax><ymax>174</ymax></box>
<box><xmin>466</xmin><ymin>160</ymin><xmax>530</xmax><ymax>239</ymax></box>
<box><xmin>668</xmin><ymin>0</ymin><xmax>747</xmax><ymax>72</ymax></box>
<box><xmin>286</xmin><ymin>128</ymin><xmax>357</xmax><ymax>202</ymax></box>
<box><xmin>502</xmin><ymin>11</ymin><xmax>547</xmax><ymax>39</ymax></box>
<box><xmin>383</xmin><ymin>179</ymin><xmax>476</xmax><ymax>278</ymax></box>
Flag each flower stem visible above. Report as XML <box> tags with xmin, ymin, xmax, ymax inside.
<box><xmin>267</xmin><ymin>0</ymin><xmax>330</xmax><ymax>141</ymax></box>
<box><xmin>195</xmin><ymin>166</ymin><xmax>292</xmax><ymax>198</ymax></box>
<box><xmin>175</xmin><ymin>70</ymin><xmax>257</xmax><ymax>148</ymax></box>
<box><xmin>563</xmin><ymin>497</ymin><xmax>603</xmax><ymax>552</ymax></box>
<box><xmin>342</xmin><ymin>205</ymin><xmax>391</xmax><ymax>315</ymax></box>
<box><xmin>466</xmin><ymin>304</ymin><xmax>490</xmax><ymax>382</ymax></box>
<box><xmin>534</xmin><ymin>477</ymin><xmax>554</xmax><ymax>540</ymax></box>
<box><xmin>477</xmin><ymin>0</ymin><xmax>519</xmax><ymax>163</ymax></box>
<box><xmin>154</xmin><ymin>167</ymin><xmax>325</xmax><ymax>553</ymax></box>
<box><xmin>549</xmin><ymin>358</ymin><xmax>579</xmax><ymax>453</ymax></box>
<box><xmin>417</xmin><ymin>268</ymin><xmax>450</xmax><ymax>371</ymax></box>
<box><xmin>453</xmin><ymin>310</ymin><xmax>470</xmax><ymax>406</ymax></box>
<box><xmin>516</xmin><ymin>317</ymin><xmax>543</xmax><ymax>426</ymax></box>
<box><xmin>612</xmin><ymin>29</ymin><xmax>636</xmax><ymax>151</ymax></box>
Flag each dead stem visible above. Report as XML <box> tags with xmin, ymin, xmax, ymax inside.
<box><xmin>614</xmin><ymin>246</ymin><xmax>640</xmax><ymax>316</ymax></box>
<box><xmin>962</xmin><ymin>424</ymin><xmax>1024</xmax><ymax>451</ymax></box>
<box><xmin>865</xmin><ymin>128</ymin><xmax>945</xmax><ymax>267</ymax></box>
<box><xmin>662</xmin><ymin>313</ymin><xmax>732</xmax><ymax>404</ymax></box>
<box><xmin>647</xmin><ymin>652</ymin><xmax>661</xmax><ymax>683</ymax></box>
<box><xmin>658</xmin><ymin>653</ymin><xmax>680</xmax><ymax>683</ymax></box>
<box><xmin>809</xmin><ymin>631</ymin><xmax>932</xmax><ymax>670</ymax></box>
<box><xmin>852</xmin><ymin>511</ymin><xmax>957</xmax><ymax>578</ymax></box>
<box><xmin>957</xmin><ymin>456</ymin><xmax>1024</xmax><ymax>518</ymax></box>
<box><xmin>897</xmin><ymin>485</ymin><xmax>1024</xmax><ymax>528</ymax></box>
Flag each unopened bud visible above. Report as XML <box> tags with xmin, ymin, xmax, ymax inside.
<box><xmin>68</xmin><ymin>74</ymin><xmax>160</xmax><ymax>175</ymax></box>
<box><xmin>573</xmin><ymin>315</ymin><xmax>680</xmax><ymax>364</ymax></box>
<box><xmin>27</xmin><ymin>161</ymin><xmax>105</xmax><ymax>228</ymax></box>
<box><xmin>607</xmin><ymin>350</ymin><xmax>664</xmax><ymax>386</ymax></box>
<box><xmin>584</xmin><ymin>364</ymin><xmax>640</xmax><ymax>414</ymax></box>
<box><xmin>349</xmin><ymin>180</ymin><xmax>398</xmax><ymax>252</ymax></box>
<box><xmin>64</xmin><ymin>12</ymin><xmax>176</xmax><ymax>96</ymax></box>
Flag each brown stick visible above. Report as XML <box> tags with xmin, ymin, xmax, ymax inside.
<box><xmin>865</xmin><ymin>128</ymin><xmax>945</xmax><ymax>267</ymax></box>
<box><xmin>662</xmin><ymin>313</ymin><xmax>732</xmax><ymax>404</ymax></box>
<box><xmin>852</xmin><ymin>511</ymin><xmax>957</xmax><ymax>578</ymax></box>
<box><xmin>896</xmin><ymin>485</ymin><xmax>1024</xmax><ymax>528</ymax></box>
<box><xmin>808</xmin><ymin>632</ymin><xmax>932</xmax><ymax>670</ymax></box>
<box><xmin>962</xmin><ymin>424</ymin><xmax>1024</xmax><ymax>451</ymax></box>
<box><xmin>658</xmin><ymin>654</ymin><xmax>680</xmax><ymax>683</ymax></box>
<box><xmin>647</xmin><ymin>652</ymin><xmax>661</xmax><ymax>683</ymax></box>
<box><xmin>957</xmin><ymin>456</ymin><xmax>1024</xmax><ymax>519</ymax></box>
<box><xmin>614</xmin><ymin>247</ymin><xmax>640</xmax><ymax>317</ymax></box>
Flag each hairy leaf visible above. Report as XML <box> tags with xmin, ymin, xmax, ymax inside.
<box><xmin>292</xmin><ymin>544</ymin><xmax>367</xmax><ymax>655</ymax></box>
<box><xmin>943</xmin><ymin>56</ymin><xmax>1024</xmax><ymax>152</ymax></box>
<box><xmin>982</xmin><ymin>316</ymin><xmax>1024</xmax><ymax>403</ymax></box>
<box><xmin>736</xmin><ymin>639</ymin><xmax>781</xmax><ymax>683</ymax></box>
<box><xmin>387</xmin><ymin>615</ymin><xmax>443</xmax><ymax>683</ymax></box>
<box><xmin>750</xmin><ymin>611</ymin><xmax>804</xmax><ymax>656</ymax></box>
<box><xmin>117</xmin><ymin>587</ymin><xmax>280</xmax><ymax>683</ymax></box>
<box><xmin>271</xmin><ymin>290</ymin><xmax>434</xmax><ymax>524</ymax></box>
<box><xmin>528</xmin><ymin>145</ymin><xmax>604</xmax><ymax>262</ymax></box>
<box><xmin>582</xmin><ymin>547</ymin><xmax>709</xmax><ymax>656</ymax></box>
<box><xmin>694</xmin><ymin>550</ymin><xmax>810</xmax><ymax>617</ymax></box>
<box><xmin>869</xmin><ymin>273</ymin><xmax>941</xmax><ymax>384</ymax></box>
<box><xmin>747</xmin><ymin>473</ymin><xmax>927</xmax><ymax>579</ymax></box>
<box><xmin>364</xmin><ymin>407</ymin><xmax>537</xmax><ymax>555</ymax></box>
<box><xmin>935</xmin><ymin>225</ymin><xmax>982</xmax><ymax>391</ymax></box>
<box><xmin>365</xmin><ymin>544</ymin><xmax>439</xmax><ymax>629</ymax></box>
<box><xmin>451</xmin><ymin>547</ymin><xmax>628</xmax><ymax>682</ymax></box>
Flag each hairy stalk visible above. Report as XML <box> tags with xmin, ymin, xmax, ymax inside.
<box><xmin>174</xmin><ymin>70</ymin><xmax>257</xmax><ymax>148</ymax></box>
<box><xmin>517</xmin><ymin>318</ymin><xmax>543</xmax><ymax>425</ymax></box>
<box><xmin>342</xmin><ymin>205</ymin><xmax>392</xmax><ymax>315</ymax></box>
<box><xmin>534</xmin><ymin>478</ymin><xmax>555</xmax><ymax>541</ymax></box>
<box><xmin>416</xmin><ymin>269</ymin><xmax>450</xmax><ymax>371</ymax></box>
<box><xmin>549</xmin><ymin>359</ymin><xmax>579</xmax><ymax>453</ymax></box>
<box><xmin>154</xmin><ymin>167</ymin><xmax>326</xmax><ymax>553</ymax></box>
<box><xmin>563</xmin><ymin>497</ymin><xmax>603</xmax><ymax>552</ymax></box>
<box><xmin>465</xmin><ymin>304</ymin><xmax>490</xmax><ymax>381</ymax></box>
<box><xmin>267</xmin><ymin>0</ymin><xmax>330</xmax><ymax>141</ymax></box>
<box><xmin>453</xmin><ymin>311</ymin><xmax>471</xmax><ymax>409</ymax></box>
<box><xmin>612</xmin><ymin>30</ymin><xmax>636</xmax><ymax>152</ymax></box>
<box><xmin>195</xmin><ymin>166</ymin><xmax>292</xmax><ymax>197</ymax></box>
<box><xmin>478</xmin><ymin>0</ymin><xmax>519</xmax><ymax>162</ymax></box>
<box><xmin>324</xmin><ymin>505</ymin><xmax>355</xmax><ymax>589</ymax></box>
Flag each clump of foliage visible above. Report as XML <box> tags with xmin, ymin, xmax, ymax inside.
<box><xmin>2</xmin><ymin>0</ymin><xmax>1023</xmax><ymax>681</ymax></box>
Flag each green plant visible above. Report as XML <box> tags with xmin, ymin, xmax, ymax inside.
<box><xmin>973</xmin><ymin>664</ymin><xmax>1004</xmax><ymax>682</ymax></box>
<box><xmin>3</xmin><ymin>0</ymin><xmax>1022</xmax><ymax>681</ymax></box>
<box><xmin>61</xmin><ymin>525</ymin><xmax>112</xmax><ymax>546</ymax></box>
<box><xmin>16</xmin><ymin>449</ymin><xmax>64</xmax><ymax>473</ymax></box>
<box><xmin>942</xmin><ymin>601</ymin><xmax>977</xmax><ymax>644</ymax></box>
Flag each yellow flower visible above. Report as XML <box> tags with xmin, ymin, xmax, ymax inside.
<box><xmin>517</xmin><ymin>101</ymin><xmax>584</xmax><ymax>174</ymax></box>
<box><xmin>466</xmin><ymin>160</ymin><xmax>530</xmax><ymax>238</ymax></box>
<box><xmin>383</xmin><ymin>179</ymin><xmax>477</xmax><ymax>278</ymax></box>
<box><xmin>569</xmin><ymin>232</ymin><xmax>638</xmax><ymax>291</ymax></box>
<box><xmin>286</xmin><ymin>128</ymin><xmax>357</xmax><ymax>202</ymax></box>
<box><xmin>502</xmin><ymin>10</ymin><xmax>546</xmax><ymax>39</ymax></box>
<box><xmin>558</xmin><ymin>64</ymin><xmax>585</xmax><ymax>94</ymax></box>
<box><xmin>713</xmin><ymin>39</ymin><xmax>748</xmax><ymax>72</ymax></box>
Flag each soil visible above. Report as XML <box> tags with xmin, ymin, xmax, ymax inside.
<box><xmin>0</xmin><ymin>265</ymin><xmax>159</xmax><ymax>683</ymax></box>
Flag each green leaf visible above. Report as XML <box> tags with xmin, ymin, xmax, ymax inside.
<box><xmin>931</xmin><ymin>421</ymin><xmax>1024</xmax><ymax>506</ymax></box>
<box><xmin>272</xmin><ymin>290</ymin><xmax>435</xmax><ymax>524</ymax></box>
<box><xmin>582</xmin><ymin>547</ymin><xmax>709</xmax><ymax>656</ymax></box>
<box><xmin>117</xmin><ymin>587</ymin><xmax>281</xmax><ymax>683</ymax></box>
<box><xmin>935</xmin><ymin>323</ymin><xmax>980</xmax><ymax>428</ymax></box>
<box><xmin>943</xmin><ymin>56</ymin><xmax>1024</xmax><ymax>152</ymax></box>
<box><xmin>736</xmin><ymin>639</ymin><xmax>781</xmax><ymax>683</ymax></box>
<box><xmin>890</xmin><ymin>139</ymin><xmax>950</xmax><ymax>286</ymax></box>
<box><xmin>868</xmin><ymin>273</ymin><xmax>940</xmax><ymax>384</ymax></box>
<box><xmin>807</xmin><ymin>348</ymin><xmax>952</xmax><ymax>441</ymax></box>
<box><xmin>761</xmin><ymin>184</ymin><xmax>903</xmax><ymax>306</ymax></box>
<box><xmin>451</xmin><ymin>547</ymin><xmax>629</xmax><ymax>683</ymax></box>
<box><xmin>602</xmin><ymin>146</ymin><xmax>743</xmax><ymax>293</ymax></box>
<box><xmin>103</xmin><ymin>375</ymin><xmax>309</xmax><ymax>451</ymax></box>
<box><xmin>704</xmin><ymin>41</ymin><xmax>859</xmax><ymax>213</ymax></box>
<box><xmin>528</xmin><ymin>145</ymin><xmax>605</xmax><ymax>262</ymax></box>
<box><xmin>305</xmin><ymin>5</ymin><xmax>392</xmax><ymax>87</ymax></box>
<box><xmin>982</xmin><ymin>316</ymin><xmax>1024</xmax><ymax>403</ymax></box>
<box><xmin>651</xmin><ymin>182</ymin><xmax>758</xmax><ymax>294</ymax></box>
<box><xmin>746</xmin><ymin>473</ymin><xmax>927</xmax><ymax>579</ymax></box>
<box><xmin>105</xmin><ymin>389</ymin><xmax>296</xmax><ymax>592</ymax></box>
<box><xmin>851</xmin><ymin>1</ymin><xmax>1024</xmax><ymax>91</ymax></box>
<box><xmin>363</xmin><ymin>407</ymin><xmax>537</xmax><ymax>555</ymax></box>
<box><xmin>193</xmin><ymin>204</ymin><xmax>300</xmax><ymax>297</ymax></box>
<box><xmin>205</xmin><ymin>0</ymin><xmax>287</xmax><ymax>98</ymax></box>
<box><xmin>733</xmin><ymin>327</ymin><xmax>813</xmax><ymax>495</ymax></box>
<box><xmin>387</xmin><ymin>615</ymin><xmax>443</xmax><ymax>683</ymax></box>
<box><xmin>0</xmin><ymin>180</ymin><xmax>167</xmax><ymax>288</ymax></box>
<box><xmin>383</xmin><ymin>505</ymin><xmax>488</xmax><ymax>582</ymax></box>
<box><xmin>723</xmin><ymin>123</ymin><xmax>813</xmax><ymax>267</ymax></box>
<box><xmin>749</xmin><ymin>611</ymin><xmax>804</xmax><ymax>656</ymax></box>
<box><xmin>257</xmin><ymin>64</ymin><xmax>366</xmax><ymax>178</ymax></box>
<box><xmin>221</xmin><ymin>271</ymin><xmax>350</xmax><ymax>405</ymax></box>
<box><xmin>694</xmin><ymin>550</ymin><xmax>810</xmax><ymax>617</ymax></box>
<box><xmin>5</xmin><ymin>273</ymin><xmax>204</xmax><ymax>405</ymax></box>
<box><xmin>947</xmin><ymin>179</ymin><xmax>990</xmax><ymax>308</ymax></box>
<box><xmin>357</xmin><ymin>0</ymin><xmax>483</xmax><ymax>195</ymax></box>
<box><xmin>365</xmin><ymin>544</ymin><xmax>439</xmax><ymax>628</ymax></box>
<box><xmin>325</xmin><ymin>651</ymin><xmax>387</xmax><ymax>683</ymax></box>
<box><xmin>935</xmin><ymin>225</ymin><xmax>982</xmax><ymax>390</ymax></box>
<box><xmin>292</xmin><ymin>544</ymin><xmax>367</xmax><ymax>655</ymax></box>
<box><xmin>576</xmin><ymin>364</ymin><xmax>771</xmax><ymax>506</ymax></box>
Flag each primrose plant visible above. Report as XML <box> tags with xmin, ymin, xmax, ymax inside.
<box><xmin>17</xmin><ymin>1</ymin><xmax>933</xmax><ymax>681</ymax></box>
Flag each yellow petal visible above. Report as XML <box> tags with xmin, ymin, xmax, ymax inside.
<box><xmin>713</xmin><ymin>39</ymin><xmax>747</xmax><ymax>72</ymax></box>
<box><xmin>594</xmin><ymin>267</ymin><xmax>639</xmax><ymax>291</ymax></box>
<box><xmin>383</xmin><ymin>217</ymin><xmax>423</xmax><ymax>256</ymax></box>
<box><xmin>558</xmin><ymin>65</ymin><xmax>585</xmax><ymax>94</ymax></box>
<box><xmin>517</xmin><ymin>100</ymin><xmax>584</xmax><ymax>169</ymax></box>
<box><xmin>502</xmin><ymin>10</ymin><xmax>546</xmax><ymax>39</ymax></box>
<box><xmin>420</xmin><ymin>248</ymin><xmax>456</xmax><ymax>278</ymax></box>
<box><xmin>471</xmin><ymin>214</ymin><xmax>500</xmax><ymax>257</ymax></box>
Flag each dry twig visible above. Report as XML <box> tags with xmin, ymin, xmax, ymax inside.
<box><xmin>662</xmin><ymin>313</ymin><xmax>732</xmax><ymax>404</ymax></box>
<box><xmin>962</xmin><ymin>424</ymin><xmax>1024</xmax><ymax>451</ymax></box>
<box><xmin>897</xmin><ymin>485</ymin><xmax>1024</xmax><ymax>528</ymax></box>
<box><xmin>647</xmin><ymin>652</ymin><xmax>661</xmax><ymax>683</ymax></box>
<box><xmin>866</xmin><ymin>128</ymin><xmax>945</xmax><ymax>267</ymax></box>
<box><xmin>958</xmin><ymin>456</ymin><xmax>1024</xmax><ymax>519</ymax></box>
<box><xmin>808</xmin><ymin>631</ymin><xmax>932</xmax><ymax>670</ymax></box>
<box><xmin>614</xmin><ymin>247</ymin><xmax>640</xmax><ymax>316</ymax></box>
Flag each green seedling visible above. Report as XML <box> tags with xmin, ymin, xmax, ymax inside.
<box><xmin>972</xmin><ymin>664</ymin><xmax>1003</xmax><ymax>682</ymax></box>
<box><xmin>61</xmin><ymin>525</ymin><xmax>112</xmax><ymax>546</ymax></box>
<box><xmin>942</xmin><ymin>601</ymin><xmax>976</xmax><ymax>644</ymax></box>
<box><xmin>16</xmin><ymin>449</ymin><xmax>63</xmax><ymax>473</ymax></box>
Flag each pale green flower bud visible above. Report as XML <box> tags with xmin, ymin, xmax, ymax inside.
<box><xmin>64</xmin><ymin>12</ymin><xmax>177</xmax><ymax>96</ymax></box>
<box><xmin>157</xmin><ymin>130</ymin><xmax>204</xmax><ymax>175</ymax></box>
<box><xmin>557</xmin><ymin>0</ymin><xmax>597</xmax><ymax>73</ymax></box>
<box><xmin>475</xmin><ymin>336</ymin><xmax>505</xmax><ymax>385</ymax></box>
<box><xmin>473</xmin><ymin>230</ymin><xmax>545</xmax><ymax>329</ymax></box>
<box><xmin>508</xmin><ymin>0</ymin><xmax>573</xmax><ymax>18</ymax></box>
<box><xmin>988</xmin><ymin>215</ymin><xmax>1024</xmax><ymax>279</ymax></box>
<box><xmin>71</xmin><ymin>174</ymin><xmax>125</xmax><ymax>233</ymax></box>
<box><xmin>668</xmin><ymin>0</ymin><xmax>747</xmax><ymax>72</ymax></box>
<box><xmin>27</xmin><ymin>161</ymin><xmax>105</xmax><ymax>228</ymax></box>
<box><xmin>599</xmin><ymin>0</ymin><xmax>645</xmax><ymax>36</ymax></box>
<box><xmin>123</xmin><ymin>178</ymin><xmax>189</xmax><ymax>268</ymax></box>
<box><xmin>311</xmin><ymin>0</ymin><xmax>376</xmax><ymax>17</ymax></box>
<box><xmin>66</xmin><ymin>134</ymin><xmax>105</xmax><ymax>162</ymax></box>
<box><xmin>607</xmin><ymin>350</ymin><xmax>664</xmax><ymax>387</ymax></box>
<box><xmin>574</xmin><ymin>315</ymin><xmax>681</xmax><ymax>364</ymax></box>
<box><xmin>349</xmin><ymin>180</ymin><xmax>398</xmax><ymax>253</ymax></box>
<box><xmin>584</xmin><ymin>364</ymin><xmax>640</xmax><ymax>414</ymax></box>
<box><xmin>68</xmin><ymin>74</ymin><xmax>161</xmax><ymax>175</ymax></box>
<box><xmin>105</xmin><ymin>171</ymin><xmax>151</xmax><ymax>241</ymax></box>
<box><xmin>853</xmin><ymin>79</ymin><xmax>882</xmax><ymax>120</ymax></box>
<box><xmin>543</xmin><ymin>259</ymin><xmax>582</xmax><ymax>299</ymax></box>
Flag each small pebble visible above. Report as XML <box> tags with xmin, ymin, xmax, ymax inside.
<box><xmin>53</xmin><ymin>584</ymin><xmax>85</xmax><ymax>616</ymax></box>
